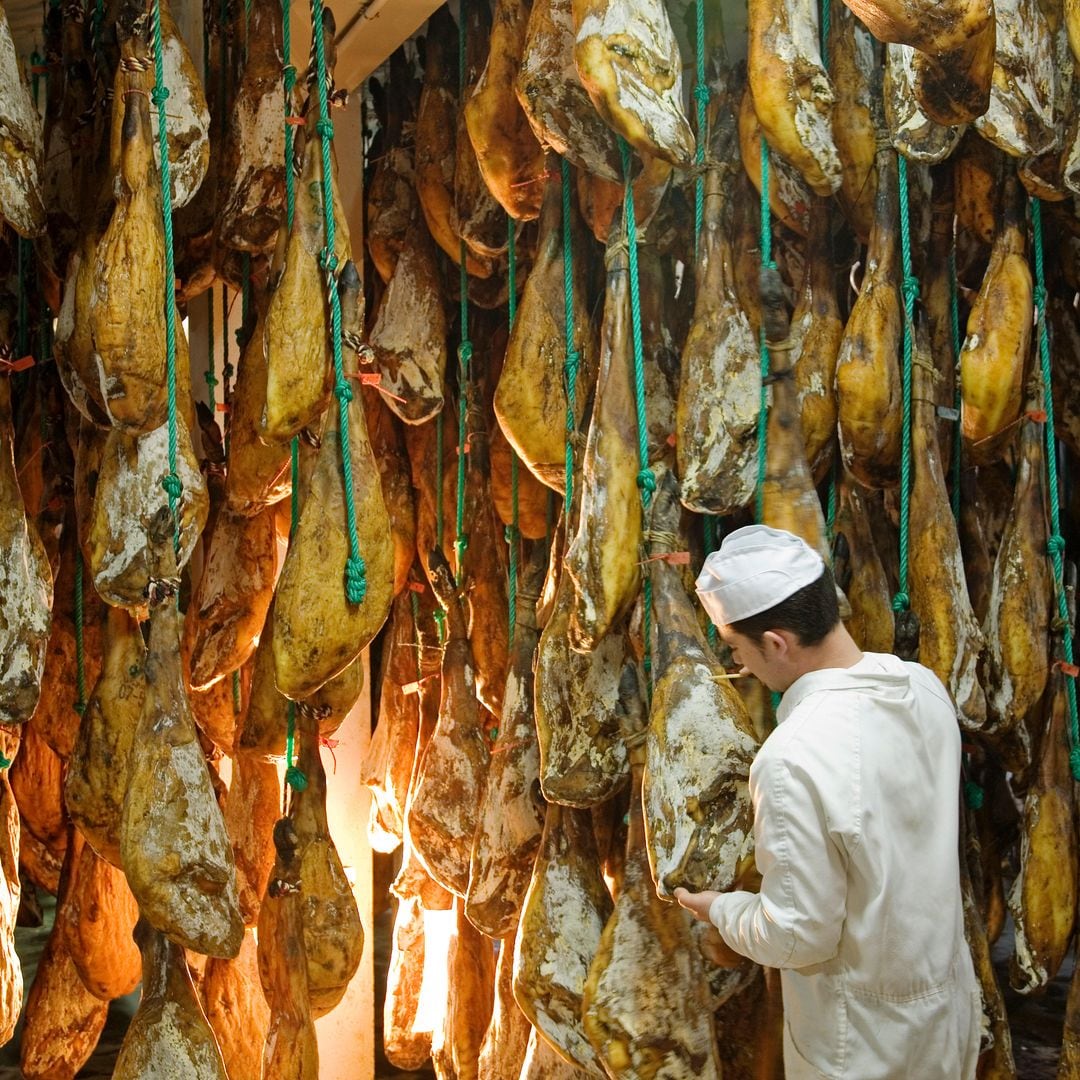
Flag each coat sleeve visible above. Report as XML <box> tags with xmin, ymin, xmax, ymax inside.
<box><xmin>708</xmin><ymin>749</ymin><xmax>848</xmax><ymax>970</ymax></box>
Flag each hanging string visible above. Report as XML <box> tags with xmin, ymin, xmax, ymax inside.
<box><xmin>891</xmin><ymin>154</ymin><xmax>917</xmax><ymax>616</ymax></box>
<box><xmin>755</xmin><ymin>137</ymin><xmax>775</xmax><ymax>525</ymax></box>
<box><xmin>561</xmin><ymin>155</ymin><xmax>578</xmax><ymax>510</ymax></box>
<box><xmin>454</xmin><ymin>0</ymin><xmax>472</xmax><ymax>580</ymax></box>
<box><xmin>280</xmin><ymin>0</ymin><xmax>304</xmax><ymax>793</ymax></box>
<box><xmin>948</xmin><ymin>243</ymin><xmax>963</xmax><ymax>521</ymax></box>
<box><xmin>1031</xmin><ymin>196</ymin><xmax>1080</xmax><ymax>780</ymax></box>
<box><xmin>149</xmin><ymin>0</ymin><xmax>183</xmax><ymax>547</ymax></box>
<box><xmin>506</xmin><ymin>215</ymin><xmax>520</xmax><ymax>642</ymax></box>
<box><xmin>309</xmin><ymin>0</ymin><xmax>367</xmax><ymax>605</ymax></box>
<box><xmin>618</xmin><ymin>138</ymin><xmax>655</xmax><ymax>687</ymax></box>
<box><xmin>692</xmin><ymin>0</ymin><xmax>708</xmax><ymax>259</ymax></box>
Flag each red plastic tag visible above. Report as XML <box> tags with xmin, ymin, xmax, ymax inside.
<box><xmin>0</xmin><ymin>355</ymin><xmax>35</xmax><ymax>373</ymax></box>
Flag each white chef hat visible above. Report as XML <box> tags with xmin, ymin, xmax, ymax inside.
<box><xmin>695</xmin><ymin>525</ymin><xmax>825</xmax><ymax>627</ymax></box>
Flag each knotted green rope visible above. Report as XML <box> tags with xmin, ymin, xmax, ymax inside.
<box><xmin>506</xmin><ymin>215</ymin><xmax>519</xmax><ymax>642</ymax></box>
<box><xmin>618</xmin><ymin>138</ymin><xmax>655</xmax><ymax>685</ymax></box>
<box><xmin>891</xmin><ymin>154</ymin><xmax>917</xmax><ymax>615</ymax></box>
<box><xmin>948</xmin><ymin>245</ymin><xmax>962</xmax><ymax>521</ymax></box>
<box><xmin>820</xmin><ymin>0</ymin><xmax>830</xmax><ymax>57</ymax></box>
<box><xmin>309</xmin><ymin>0</ymin><xmax>366</xmax><ymax>605</ymax></box>
<box><xmin>561</xmin><ymin>155</ymin><xmax>579</xmax><ymax>510</ymax></box>
<box><xmin>150</xmin><ymin>0</ymin><xmax>183</xmax><ymax>546</ymax></box>
<box><xmin>755</xmin><ymin>138</ymin><xmax>775</xmax><ymax>526</ymax></box>
<box><xmin>1031</xmin><ymin>197</ymin><xmax>1080</xmax><ymax>780</ymax></box>
<box><xmin>691</xmin><ymin>0</ymin><xmax>709</xmax><ymax>259</ymax></box>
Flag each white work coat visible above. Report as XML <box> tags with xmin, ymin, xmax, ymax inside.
<box><xmin>709</xmin><ymin>652</ymin><xmax>981</xmax><ymax>1079</ymax></box>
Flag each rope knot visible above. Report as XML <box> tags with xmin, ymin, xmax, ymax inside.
<box><xmin>150</xmin><ymin>84</ymin><xmax>169</xmax><ymax>106</ymax></box>
<box><xmin>963</xmin><ymin>780</ymin><xmax>984</xmax><ymax>811</ymax></box>
<box><xmin>1034</xmin><ymin>283</ymin><xmax>1048</xmax><ymax>317</ymax></box>
<box><xmin>564</xmin><ymin>348</ymin><xmax>580</xmax><ymax>381</ymax></box>
<box><xmin>901</xmin><ymin>274</ymin><xmax>920</xmax><ymax>306</ymax></box>
<box><xmin>316</xmin><ymin>117</ymin><xmax>334</xmax><ymax>140</ymax></box>
<box><xmin>73</xmin><ymin>699</ymin><xmax>86</xmax><ymax>717</ymax></box>
<box><xmin>285</xmin><ymin>765</ymin><xmax>308</xmax><ymax>792</ymax></box>
<box><xmin>345</xmin><ymin>555</ymin><xmax>367</xmax><ymax>604</ymax></box>
<box><xmin>204</xmin><ymin>369</ymin><xmax>218</xmax><ymax>390</ymax></box>
<box><xmin>319</xmin><ymin>247</ymin><xmax>338</xmax><ymax>275</ymax></box>
<box><xmin>161</xmin><ymin>472</ymin><xmax>183</xmax><ymax>501</ymax></box>
<box><xmin>891</xmin><ymin>591</ymin><xmax>910</xmax><ymax>613</ymax></box>
<box><xmin>0</xmin><ymin>754</ymin><xmax>10</xmax><ymax>771</ymax></box>
<box><xmin>504</xmin><ymin>524</ymin><xmax>519</xmax><ymax>545</ymax></box>
<box><xmin>457</xmin><ymin>340</ymin><xmax>473</xmax><ymax>366</ymax></box>
<box><xmin>637</xmin><ymin>468</ymin><xmax>656</xmax><ymax>494</ymax></box>
<box><xmin>1048</xmin><ymin>534</ymin><xmax>1067</xmax><ymax>555</ymax></box>
<box><xmin>455</xmin><ymin>534</ymin><xmax>469</xmax><ymax>561</ymax></box>
<box><xmin>334</xmin><ymin>379</ymin><xmax>354</xmax><ymax>404</ymax></box>
<box><xmin>693</xmin><ymin>82</ymin><xmax>711</xmax><ymax>104</ymax></box>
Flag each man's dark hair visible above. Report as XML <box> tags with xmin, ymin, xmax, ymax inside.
<box><xmin>727</xmin><ymin>566</ymin><xmax>840</xmax><ymax>647</ymax></box>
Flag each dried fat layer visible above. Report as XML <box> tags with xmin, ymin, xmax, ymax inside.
<box><xmin>515</xmin><ymin>0</ymin><xmax>621</xmax><ymax>180</ymax></box>
<box><xmin>204</xmin><ymin>930</ymin><xmax>271</xmax><ymax>1080</ymax></box>
<box><xmin>513</xmin><ymin>805</ymin><xmax>610</xmax><ymax>1077</ymax></box>
<box><xmin>113</xmin><ymin>924</ymin><xmax>228</xmax><ymax>1079</ymax></box>
<box><xmin>369</xmin><ymin>214</ymin><xmax>447</xmax><ymax>424</ymax></box>
<box><xmin>87</xmin><ymin>416</ymin><xmax>208</xmax><ymax>609</ymax></box>
<box><xmin>884</xmin><ymin>45</ymin><xmax>966</xmax><ymax>163</ymax></box>
<box><xmin>0</xmin><ymin>381</ymin><xmax>52</xmax><ymax>725</ymax></box>
<box><xmin>748</xmin><ymin>0</ymin><xmax>841</xmax><ymax>197</ymax></box>
<box><xmin>184</xmin><ymin>504</ymin><xmax>276</xmax><ymax>690</ymax></box>
<box><xmin>223</xmin><ymin>750</ymin><xmax>279</xmax><ymax>927</ymax></box>
<box><xmin>573</xmin><ymin>0</ymin><xmax>694</xmax><ymax>166</ymax></box>
<box><xmin>974</xmin><ymin>0</ymin><xmax>1057</xmax><ymax>158</ymax></box>
<box><xmin>521</xmin><ymin>1027</ymin><xmax>597</xmax><ymax>1078</ymax></box>
<box><xmin>0</xmin><ymin>2</ymin><xmax>44</xmax><ymax>237</ymax></box>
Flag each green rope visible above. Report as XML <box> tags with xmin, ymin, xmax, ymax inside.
<box><xmin>755</xmin><ymin>138</ymin><xmax>775</xmax><ymax>525</ymax></box>
<box><xmin>150</xmin><ymin>0</ymin><xmax>183</xmax><ymax>546</ymax></box>
<box><xmin>703</xmin><ymin>516</ymin><xmax>718</xmax><ymax>648</ymax></box>
<box><xmin>73</xmin><ymin>553</ymin><xmax>86</xmax><ymax>716</ymax></box>
<box><xmin>826</xmin><ymin>462</ymin><xmax>838</xmax><ymax>540</ymax></box>
<box><xmin>205</xmin><ymin>291</ymin><xmax>218</xmax><ymax>399</ymax></box>
<box><xmin>309</xmin><ymin>0</ymin><xmax>366</xmax><ymax>605</ymax></box>
<box><xmin>507</xmin><ymin>215</ymin><xmax>519</xmax><ymax>643</ymax></box>
<box><xmin>1031</xmin><ymin>197</ymin><xmax>1080</xmax><ymax>780</ymax></box>
<box><xmin>282</xmin><ymin>5</ymin><xmax>297</xmax><ymax>231</ymax></box>
<box><xmin>29</xmin><ymin>48</ymin><xmax>42</xmax><ymax>108</ymax></box>
<box><xmin>892</xmin><ymin>154</ymin><xmax>917</xmax><ymax>614</ymax></box>
<box><xmin>618</xmin><ymin>138</ymin><xmax>655</xmax><ymax>686</ymax></box>
<box><xmin>561</xmin><ymin>156</ymin><xmax>579</xmax><ymax>510</ymax></box>
<box><xmin>691</xmin><ymin>0</ymin><xmax>708</xmax><ymax>260</ymax></box>
<box><xmin>820</xmin><ymin>0</ymin><xmax>830</xmax><ymax>60</ymax></box>
<box><xmin>948</xmin><ymin>245</ymin><xmax>962</xmax><ymax>521</ymax></box>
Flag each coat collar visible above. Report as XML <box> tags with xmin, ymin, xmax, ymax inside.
<box><xmin>775</xmin><ymin>653</ymin><xmax>909</xmax><ymax>724</ymax></box>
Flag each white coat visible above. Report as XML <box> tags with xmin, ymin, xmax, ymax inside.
<box><xmin>708</xmin><ymin>652</ymin><xmax>982</xmax><ymax>1079</ymax></box>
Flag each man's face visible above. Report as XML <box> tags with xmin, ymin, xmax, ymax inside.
<box><xmin>720</xmin><ymin>625</ymin><xmax>795</xmax><ymax>693</ymax></box>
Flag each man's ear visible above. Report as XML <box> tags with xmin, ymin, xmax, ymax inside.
<box><xmin>761</xmin><ymin>629</ymin><xmax>789</xmax><ymax>656</ymax></box>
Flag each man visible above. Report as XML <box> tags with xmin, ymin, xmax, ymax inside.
<box><xmin>674</xmin><ymin>524</ymin><xmax>981</xmax><ymax>1080</ymax></box>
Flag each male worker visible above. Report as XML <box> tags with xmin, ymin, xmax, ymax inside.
<box><xmin>674</xmin><ymin>524</ymin><xmax>981</xmax><ymax>1080</ymax></box>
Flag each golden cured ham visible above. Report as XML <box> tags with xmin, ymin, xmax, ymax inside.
<box><xmin>121</xmin><ymin>509</ymin><xmax>244</xmax><ymax>958</ymax></box>
<box><xmin>11</xmin><ymin>723</ymin><xmax>67</xmax><ymax>877</ymax></box>
<box><xmin>203</xmin><ymin>930</ymin><xmax>271</xmax><ymax>1080</ymax></box>
<box><xmin>883</xmin><ymin>44</ymin><xmax>966</xmax><ymax>164</ymax></box>
<box><xmin>183</xmin><ymin>504</ymin><xmax>276</xmax><ymax>690</ymax></box>
<box><xmin>260</xmin><ymin>819</ymin><xmax>320</xmax><ymax>1079</ymax></box>
<box><xmin>572</xmin><ymin>0</ymin><xmax>694</xmax><ymax>166</ymax></box>
<box><xmin>479</xmin><ymin>934</ymin><xmax>533</xmax><ymax>1079</ymax></box>
<box><xmin>835</xmin><ymin>145</ymin><xmax>903</xmax><ymax>490</ymax></box>
<box><xmin>833</xmin><ymin>485</ymin><xmax>895</xmax><ymax>653</ymax></box>
<box><xmin>1008</xmin><ymin>666</ymin><xmax>1078</xmax><ymax>994</ymax></box>
<box><xmin>521</xmin><ymin>1027</ymin><xmax>597</xmax><ymax>1078</ymax></box>
<box><xmin>495</xmin><ymin>165</ymin><xmax>595</xmax><ymax>493</ymax></box>
<box><xmin>909</xmin><ymin>322</ymin><xmax>987</xmax><ymax>730</ymax></box>
<box><xmin>223</xmin><ymin>749</ymin><xmax>279</xmax><ymax>927</ymax></box>
<box><xmin>513</xmin><ymin>804</ymin><xmax>611</xmax><ymax>1077</ymax></box>
<box><xmin>215</xmin><ymin>0</ymin><xmax>285</xmax><ymax>257</ymax></box>
<box><xmin>983</xmin><ymin>398</ymin><xmax>1052</xmax><ymax>739</ymax></box>
<box><xmin>261</xmin><ymin>13</ymin><xmax>350</xmax><ymax>443</ymax></box>
<box><xmin>0</xmin><ymin>377</ymin><xmax>52</xmax><ymax>725</ymax></box>
<box><xmin>676</xmin><ymin>107</ymin><xmax>759</xmax><ymax>517</ymax></box>
<box><xmin>113</xmin><ymin>920</ymin><xmax>228</xmax><ymax>1078</ymax></box>
<box><xmin>273</xmin><ymin>262</ymin><xmax>393</xmax><ymax>698</ymax></box>
<box><xmin>829</xmin><ymin>4</ymin><xmax>879</xmax><ymax>240</ymax></box>
<box><xmin>466</xmin><ymin>546</ymin><xmax>546</xmax><ymax>938</ymax></box>
<box><xmin>643</xmin><ymin>472</ymin><xmax>758</xmax><ymax>897</ymax></box>
<box><xmin>56</xmin><ymin>834</ymin><xmax>140</xmax><ymax>1000</ymax></box>
<box><xmin>87</xmin><ymin>413</ymin><xmax>208</xmax><ymax>610</ymax></box>
<box><xmin>565</xmin><ymin>220</ymin><xmax>640</xmax><ymax>651</ymax></box>
<box><xmin>960</xmin><ymin>175</ymin><xmax>1032</xmax><ymax>466</ymax></box>
<box><xmin>383</xmin><ymin>896</ymin><xmax>431</xmax><ymax>1069</ymax></box>
<box><xmin>973</xmin><ymin>0</ymin><xmax>1056</xmax><ymax>158</ymax></box>
<box><xmin>0</xmin><ymin>0</ymin><xmax>44</xmax><ymax>237</ymax></box>
<box><xmin>408</xmin><ymin>548</ymin><xmax>491</xmax><ymax>895</ymax></box>
<box><xmin>582</xmin><ymin>755</ymin><xmax>722</xmax><ymax>1078</ymax></box>
<box><xmin>841</xmin><ymin>0</ymin><xmax>995</xmax><ymax>125</ymax></box>
<box><xmin>368</xmin><ymin>213</ymin><xmax>448</xmax><ymax>425</ymax></box>
<box><xmin>515</xmin><ymin>0</ymin><xmax>620</xmax><ymax>180</ymax></box>
<box><xmin>749</xmin><ymin>0</ymin><xmax>841</xmax><ymax>197</ymax></box>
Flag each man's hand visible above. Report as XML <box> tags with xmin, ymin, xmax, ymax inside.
<box><xmin>698</xmin><ymin>925</ymin><xmax>747</xmax><ymax>969</ymax></box>
<box><xmin>673</xmin><ymin>886</ymin><xmax>720</xmax><ymax>922</ymax></box>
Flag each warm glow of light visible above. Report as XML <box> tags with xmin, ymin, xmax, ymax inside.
<box><xmin>412</xmin><ymin>908</ymin><xmax>455</xmax><ymax>1035</ymax></box>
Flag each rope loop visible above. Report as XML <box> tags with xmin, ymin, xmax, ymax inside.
<box><xmin>902</xmin><ymin>273</ymin><xmax>920</xmax><ymax>307</ymax></box>
<box><xmin>963</xmin><ymin>780</ymin><xmax>984</xmax><ymax>811</ymax></box>
<box><xmin>1048</xmin><ymin>533</ymin><xmax>1067</xmax><ymax>555</ymax></box>
<box><xmin>315</xmin><ymin>117</ymin><xmax>334</xmax><ymax>140</ymax></box>
<box><xmin>457</xmin><ymin>340</ymin><xmax>473</xmax><ymax>366</ymax></box>
<box><xmin>318</xmin><ymin>247</ymin><xmax>338</xmax><ymax>275</ymax></box>
<box><xmin>150</xmin><ymin>83</ymin><xmax>169</xmax><ymax>106</ymax></box>
<box><xmin>1034</xmin><ymin>282</ymin><xmax>1048</xmax><ymax>317</ymax></box>
<box><xmin>0</xmin><ymin>755</ymin><xmax>10</xmax><ymax>771</ymax></box>
<box><xmin>161</xmin><ymin>472</ymin><xmax>183</xmax><ymax>500</ymax></box>
<box><xmin>693</xmin><ymin>82</ymin><xmax>710</xmax><ymax>104</ymax></box>
<box><xmin>334</xmin><ymin>379</ymin><xmax>354</xmax><ymax>405</ymax></box>
<box><xmin>285</xmin><ymin>764</ymin><xmax>308</xmax><ymax>792</ymax></box>
<box><xmin>891</xmin><ymin>591</ymin><xmax>910</xmax><ymax>613</ymax></box>
<box><xmin>637</xmin><ymin>468</ymin><xmax>656</xmax><ymax>494</ymax></box>
<box><xmin>344</xmin><ymin>555</ymin><xmax>367</xmax><ymax>604</ymax></box>
<box><xmin>504</xmin><ymin>524</ymin><xmax>518</xmax><ymax>545</ymax></box>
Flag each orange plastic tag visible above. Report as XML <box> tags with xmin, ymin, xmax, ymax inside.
<box><xmin>0</xmin><ymin>355</ymin><xmax>35</xmax><ymax>373</ymax></box>
<box><xmin>1056</xmin><ymin>660</ymin><xmax>1080</xmax><ymax>678</ymax></box>
<box><xmin>641</xmin><ymin>551</ymin><xmax>691</xmax><ymax>566</ymax></box>
<box><xmin>285</xmin><ymin>115</ymin><xmax>305</xmax><ymax>126</ymax></box>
